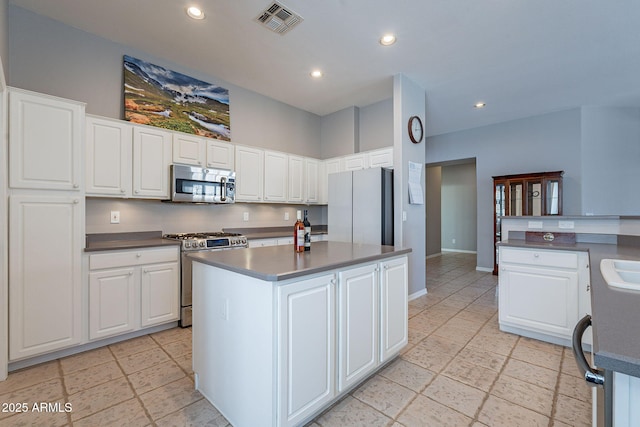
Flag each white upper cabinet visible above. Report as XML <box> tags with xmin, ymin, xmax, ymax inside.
<box><xmin>263</xmin><ymin>150</ymin><xmax>288</xmax><ymax>203</ymax></box>
<box><xmin>367</xmin><ymin>147</ymin><xmax>393</xmax><ymax>169</ymax></box>
<box><xmin>9</xmin><ymin>88</ymin><xmax>85</xmax><ymax>191</ymax></box>
<box><xmin>287</xmin><ymin>155</ymin><xmax>304</xmax><ymax>203</ymax></box>
<box><xmin>85</xmin><ymin>115</ymin><xmax>133</xmax><ymax>197</ymax></box>
<box><xmin>206</xmin><ymin>140</ymin><xmax>235</xmax><ymax>170</ymax></box>
<box><xmin>132</xmin><ymin>125</ymin><xmax>172</xmax><ymax>199</ymax></box>
<box><xmin>304</xmin><ymin>157</ymin><xmax>319</xmax><ymax>204</ymax></box>
<box><xmin>173</xmin><ymin>133</ymin><xmax>206</xmax><ymax>166</ymax></box>
<box><xmin>342</xmin><ymin>153</ymin><xmax>367</xmax><ymax>171</ymax></box>
<box><xmin>235</xmin><ymin>145</ymin><xmax>264</xmax><ymax>202</ymax></box>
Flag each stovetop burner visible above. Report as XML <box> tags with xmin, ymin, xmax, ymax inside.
<box><xmin>163</xmin><ymin>231</ymin><xmax>242</xmax><ymax>240</ymax></box>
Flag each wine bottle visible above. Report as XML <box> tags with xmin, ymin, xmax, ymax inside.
<box><xmin>294</xmin><ymin>210</ymin><xmax>304</xmax><ymax>253</ymax></box>
<box><xmin>303</xmin><ymin>209</ymin><xmax>311</xmax><ymax>251</ymax></box>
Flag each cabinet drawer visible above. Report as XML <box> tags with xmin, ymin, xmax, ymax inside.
<box><xmin>500</xmin><ymin>247</ymin><xmax>578</xmax><ymax>269</ymax></box>
<box><xmin>89</xmin><ymin>247</ymin><xmax>179</xmax><ymax>270</ymax></box>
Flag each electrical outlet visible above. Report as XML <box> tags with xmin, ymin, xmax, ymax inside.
<box><xmin>243</xmin><ymin>212</ymin><xmax>249</xmax><ymax>221</ymax></box>
<box><xmin>284</xmin><ymin>212</ymin><xmax>290</xmax><ymax>221</ymax></box>
<box><xmin>110</xmin><ymin>211</ymin><xmax>120</xmax><ymax>224</ymax></box>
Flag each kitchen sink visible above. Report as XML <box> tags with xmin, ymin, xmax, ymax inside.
<box><xmin>600</xmin><ymin>258</ymin><xmax>640</xmax><ymax>291</ymax></box>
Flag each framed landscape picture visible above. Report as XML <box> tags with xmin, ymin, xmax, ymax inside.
<box><xmin>123</xmin><ymin>55</ymin><xmax>230</xmax><ymax>141</ymax></box>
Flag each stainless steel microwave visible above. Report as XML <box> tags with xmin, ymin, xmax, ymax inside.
<box><xmin>170</xmin><ymin>164</ymin><xmax>236</xmax><ymax>203</ymax></box>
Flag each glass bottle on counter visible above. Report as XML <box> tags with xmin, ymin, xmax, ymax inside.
<box><xmin>294</xmin><ymin>210</ymin><xmax>304</xmax><ymax>253</ymax></box>
<box><xmin>303</xmin><ymin>209</ymin><xmax>311</xmax><ymax>251</ymax></box>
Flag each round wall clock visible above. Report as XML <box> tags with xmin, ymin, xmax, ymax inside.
<box><xmin>408</xmin><ymin>115</ymin><xmax>423</xmax><ymax>144</ymax></box>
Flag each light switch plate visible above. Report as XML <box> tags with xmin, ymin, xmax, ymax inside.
<box><xmin>558</xmin><ymin>220</ymin><xmax>575</xmax><ymax>229</ymax></box>
<box><xmin>110</xmin><ymin>211</ymin><xmax>120</xmax><ymax>224</ymax></box>
<box><xmin>243</xmin><ymin>212</ymin><xmax>249</xmax><ymax>221</ymax></box>
<box><xmin>528</xmin><ymin>221</ymin><xmax>543</xmax><ymax>229</ymax></box>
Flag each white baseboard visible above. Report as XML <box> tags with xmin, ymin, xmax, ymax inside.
<box><xmin>408</xmin><ymin>288</ymin><xmax>427</xmax><ymax>301</ymax></box>
<box><xmin>441</xmin><ymin>248</ymin><xmax>477</xmax><ymax>254</ymax></box>
<box><xmin>476</xmin><ymin>266</ymin><xmax>493</xmax><ymax>272</ymax></box>
<box><xmin>426</xmin><ymin>253</ymin><xmax>441</xmax><ymax>259</ymax></box>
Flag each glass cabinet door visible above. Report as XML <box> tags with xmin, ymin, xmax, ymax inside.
<box><xmin>526</xmin><ymin>180</ymin><xmax>542</xmax><ymax>216</ymax></box>
<box><xmin>509</xmin><ymin>182</ymin><xmax>523</xmax><ymax>216</ymax></box>
<box><xmin>545</xmin><ymin>179</ymin><xmax>560</xmax><ymax>215</ymax></box>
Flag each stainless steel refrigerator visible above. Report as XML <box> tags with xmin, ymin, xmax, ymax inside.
<box><xmin>328</xmin><ymin>167</ymin><xmax>394</xmax><ymax>245</ymax></box>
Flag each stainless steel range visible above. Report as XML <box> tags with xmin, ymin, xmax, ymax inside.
<box><xmin>164</xmin><ymin>232</ymin><xmax>248</xmax><ymax>327</ymax></box>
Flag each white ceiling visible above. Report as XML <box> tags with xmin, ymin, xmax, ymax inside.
<box><xmin>9</xmin><ymin>0</ymin><xmax>640</xmax><ymax>136</ymax></box>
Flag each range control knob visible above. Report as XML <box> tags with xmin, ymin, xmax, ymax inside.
<box><xmin>199</xmin><ymin>241</ymin><xmax>206</xmax><ymax>248</ymax></box>
<box><xmin>185</xmin><ymin>242</ymin><xmax>191</xmax><ymax>248</ymax></box>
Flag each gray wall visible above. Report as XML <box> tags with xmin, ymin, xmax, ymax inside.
<box><xmin>441</xmin><ymin>162</ymin><xmax>477</xmax><ymax>252</ymax></box>
<box><xmin>426</xmin><ymin>108</ymin><xmax>583</xmax><ymax>270</ymax></box>
<box><xmin>320</xmin><ymin>106</ymin><xmax>359</xmax><ymax>158</ymax></box>
<box><xmin>8</xmin><ymin>5</ymin><xmax>322</xmax><ymax>158</ymax></box>
<box><xmin>359</xmin><ymin>98</ymin><xmax>393</xmax><ymax>152</ymax></box>
<box><xmin>425</xmin><ymin>166</ymin><xmax>441</xmax><ymax>257</ymax></box>
<box><xmin>581</xmin><ymin>107</ymin><xmax>640</xmax><ymax>215</ymax></box>
<box><xmin>0</xmin><ymin>0</ymin><xmax>6</xmax><ymax>78</ymax></box>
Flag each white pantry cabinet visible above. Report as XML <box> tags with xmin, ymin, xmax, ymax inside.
<box><xmin>277</xmin><ymin>274</ymin><xmax>336</xmax><ymax>427</ymax></box>
<box><xmin>337</xmin><ymin>263</ymin><xmax>378</xmax><ymax>392</ymax></box>
<box><xmin>367</xmin><ymin>147</ymin><xmax>393</xmax><ymax>169</ymax></box>
<box><xmin>342</xmin><ymin>153</ymin><xmax>367</xmax><ymax>171</ymax></box>
<box><xmin>9</xmin><ymin>88</ymin><xmax>85</xmax><ymax>191</ymax></box>
<box><xmin>498</xmin><ymin>246</ymin><xmax>591</xmax><ymax>346</ymax></box>
<box><xmin>9</xmin><ymin>194</ymin><xmax>84</xmax><ymax>360</ymax></box>
<box><xmin>287</xmin><ymin>155</ymin><xmax>304</xmax><ymax>203</ymax></box>
<box><xmin>132</xmin><ymin>125</ymin><xmax>172</xmax><ymax>199</ymax></box>
<box><xmin>235</xmin><ymin>145</ymin><xmax>264</xmax><ymax>202</ymax></box>
<box><xmin>264</xmin><ymin>150</ymin><xmax>288</xmax><ymax>203</ymax></box>
<box><xmin>206</xmin><ymin>140</ymin><xmax>234</xmax><ymax>170</ymax></box>
<box><xmin>85</xmin><ymin>115</ymin><xmax>133</xmax><ymax>197</ymax></box>
<box><xmin>88</xmin><ymin>247</ymin><xmax>179</xmax><ymax>340</ymax></box>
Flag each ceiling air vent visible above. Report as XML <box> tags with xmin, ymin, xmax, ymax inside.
<box><xmin>255</xmin><ymin>2</ymin><xmax>303</xmax><ymax>35</ymax></box>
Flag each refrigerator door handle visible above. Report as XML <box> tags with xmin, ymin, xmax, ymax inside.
<box><xmin>572</xmin><ymin>314</ymin><xmax>604</xmax><ymax>387</ymax></box>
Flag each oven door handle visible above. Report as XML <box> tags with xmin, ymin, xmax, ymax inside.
<box><xmin>572</xmin><ymin>314</ymin><xmax>604</xmax><ymax>387</ymax></box>
<box><xmin>220</xmin><ymin>176</ymin><xmax>227</xmax><ymax>202</ymax></box>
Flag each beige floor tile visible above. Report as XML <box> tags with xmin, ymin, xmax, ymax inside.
<box><xmin>0</xmin><ymin>360</ymin><xmax>60</xmax><ymax>394</ymax></box>
<box><xmin>511</xmin><ymin>343</ymin><xmax>562</xmax><ymax>371</ymax></box>
<box><xmin>478</xmin><ymin>395</ymin><xmax>550</xmax><ymax>427</ymax></box>
<box><xmin>316</xmin><ymin>395</ymin><xmax>391</xmax><ymax>427</ymax></box>
<box><xmin>422</xmin><ymin>375</ymin><xmax>486</xmax><ymax>418</ymax></box>
<box><xmin>128</xmin><ymin>360</ymin><xmax>186</xmax><ymax>395</ymax></box>
<box><xmin>454</xmin><ymin>346</ymin><xmax>507</xmax><ymax>372</ymax></box>
<box><xmin>466</xmin><ymin>332</ymin><xmax>517</xmax><ymax>356</ymax></box>
<box><xmin>553</xmin><ymin>394</ymin><xmax>592</xmax><ymax>426</ymax></box>
<box><xmin>551</xmin><ymin>419</ymin><xmax>574</xmax><ymax>427</ymax></box>
<box><xmin>558</xmin><ymin>372</ymin><xmax>592</xmax><ymax>402</ymax></box>
<box><xmin>352</xmin><ymin>375</ymin><xmax>416</xmax><ymax>418</ymax></box>
<box><xmin>173</xmin><ymin>352</ymin><xmax>193</xmax><ymax>375</ymax></box>
<box><xmin>151</xmin><ymin>327</ymin><xmax>192</xmax><ymax>346</ymax></box>
<box><xmin>491</xmin><ymin>373</ymin><xmax>555</xmax><ymax>416</ymax></box>
<box><xmin>432</xmin><ymin>323</ymin><xmax>477</xmax><ymax>345</ymax></box>
<box><xmin>138</xmin><ymin>377</ymin><xmax>202</xmax><ymax>420</ymax></box>
<box><xmin>162</xmin><ymin>339</ymin><xmax>192</xmax><ymax>359</ymax></box>
<box><xmin>453</xmin><ymin>309</ymin><xmax>494</xmax><ymax>323</ymax></box>
<box><xmin>471</xmin><ymin>422</ymin><xmax>490</xmax><ymax>427</ymax></box>
<box><xmin>442</xmin><ymin>358</ymin><xmax>499</xmax><ymax>392</ymax></box>
<box><xmin>155</xmin><ymin>398</ymin><xmax>228</xmax><ymax>427</ymax></box>
<box><xmin>402</xmin><ymin>337</ymin><xmax>461</xmax><ymax>373</ymax></box>
<box><xmin>60</xmin><ymin>347</ymin><xmax>114</xmax><ymax>375</ymax></box>
<box><xmin>0</xmin><ymin>378</ymin><xmax>65</xmax><ymax>421</ymax></box>
<box><xmin>379</xmin><ymin>358</ymin><xmax>435</xmax><ymax>392</ymax></box>
<box><xmin>109</xmin><ymin>335</ymin><xmax>159</xmax><ymax>359</ymax></box>
<box><xmin>68</xmin><ymin>377</ymin><xmax>134</xmax><ymax>421</ymax></box>
<box><xmin>561</xmin><ymin>348</ymin><xmax>586</xmax><ymax>378</ymax></box>
<box><xmin>118</xmin><ymin>347</ymin><xmax>171</xmax><ymax>374</ymax></box>
<box><xmin>73</xmin><ymin>397</ymin><xmax>151</xmax><ymax>427</ymax></box>
<box><xmin>517</xmin><ymin>336</ymin><xmax>563</xmax><ymax>355</ymax></box>
<box><xmin>501</xmin><ymin>358</ymin><xmax>559</xmax><ymax>390</ymax></box>
<box><xmin>64</xmin><ymin>360</ymin><xmax>124</xmax><ymax>395</ymax></box>
<box><xmin>397</xmin><ymin>395</ymin><xmax>472</xmax><ymax>427</ymax></box>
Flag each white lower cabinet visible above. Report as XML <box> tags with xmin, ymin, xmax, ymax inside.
<box><xmin>278</xmin><ymin>274</ymin><xmax>336</xmax><ymax>427</ymax></box>
<box><xmin>9</xmin><ymin>194</ymin><xmax>84</xmax><ymax>361</ymax></box>
<box><xmin>379</xmin><ymin>257</ymin><xmax>409</xmax><ymax>361</ymax></box>
<box><xmin>88</xmin><ymin>247</ymin><xmax>179</xmax><ymax>340</ymax></box>
<box><xmin>498</xmin><ymin>246</ymin><xmax>590</xmax><ymax>346</ymax></box>
<box><xmin>337</xmin><ymin>264</ymin><xmax>378</xmax><ymax>392</ymax></box>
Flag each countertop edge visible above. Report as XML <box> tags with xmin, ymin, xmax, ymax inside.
<box><xmin>84</xmin><ymin>239</ymin><xmax>181</xmax><ymax>252</ymax></box>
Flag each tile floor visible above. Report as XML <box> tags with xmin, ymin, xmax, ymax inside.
<box><xmin>0</xmin><ymin>252</ymin><xmax>593</xmax><ymax>426</ymax></box>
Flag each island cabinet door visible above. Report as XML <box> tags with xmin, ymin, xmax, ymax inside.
<box><xmin>379</xmin><ymin>257</ymin><xmax>409</xmax><ymax>362</ymax></box>
<box><xmin>277</xmin><ymin>274</ymin><xmax>336</xmax><ymax>427</ymax></box>
<box><xmin>337</xmin><ymin>263</ymin><xmax>379</xmax><ymax>392</ymax></box>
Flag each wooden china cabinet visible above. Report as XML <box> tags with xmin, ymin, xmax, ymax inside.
<box><xmin>492</xmin><ymin>171</ymin><xmax>563</xmax><ymax>274</ymax></box>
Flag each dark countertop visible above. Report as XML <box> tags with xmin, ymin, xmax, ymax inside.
<box><xmin>500</xmin><ymin>238</ymin><xmax>640</xmax><ymax>377</ymax></box>
<box><xmin>188</xmin><ymin>241</ymin><xmax>411</xmax><ymax>282</ymax></box>
<box><xmin>85</xmin><ymin>231</ymin><xmax>180</xmax><ymax>252</ymax></box>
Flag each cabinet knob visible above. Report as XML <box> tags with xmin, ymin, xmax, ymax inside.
<box><xmin>134</xmin><ymin>190</ymin><xmax>140</xmax><ymax>194</ymax></box>
<box><xmin>143</xmin><ymin>269</ymin><xmax>148</xmax><ymax>273</ymax></box>
<box><xmin>129</xmin><ymin>272</ymin><xmax>134</xmax><ymax>276</ymax></box>
<box><xmin>73</xmin><ymin>183</ymin><xmax>79</xmax><ymax>188</ymax></box>
<box><xmin>383</xmin><ymin>265</ymin><xmax>389</xmax><ymax>270</ymax></box>
<box><xmin>534</xmin><ymin>253</ymin><xmax>540</xmax><ymax>258</ymax></box>
<box><xmin>120</xmin><ymin>189</ymin><xmax>126</xmax><ymax>193</ymax></box>
<box><xmin>136</xmin><ymin>253</ymin><xmax>142</xmax><ymax>258</ymax></box>
<box><xmin>73</xmin><ymin>199</ymin><xmax>79</xmax><ymax>204</ymax></box>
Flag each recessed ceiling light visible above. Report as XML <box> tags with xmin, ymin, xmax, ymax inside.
<box><xmin>310</xmin><ymin>70</ymin><xmax>323</xmax><ymax>78</ymax></box>
<box><xmin>474</xmin><ymin>102</ymin><xmax>486</xmax><ymax>108</ymax></box>
<box><xmin>380</xmin><ymin>34</ymin><xmax>396</xmax><ymax>46</ymax></box>
<box><xmin>186</xmin><ymin>6</ymin><xmax>205</xmax><ymax>20</ymax></box>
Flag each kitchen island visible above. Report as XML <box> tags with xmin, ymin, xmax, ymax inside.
<box><xmin>188</xmin><ymin>241</ymin><xmax>411</xmax><ymax>427</ymax></box>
